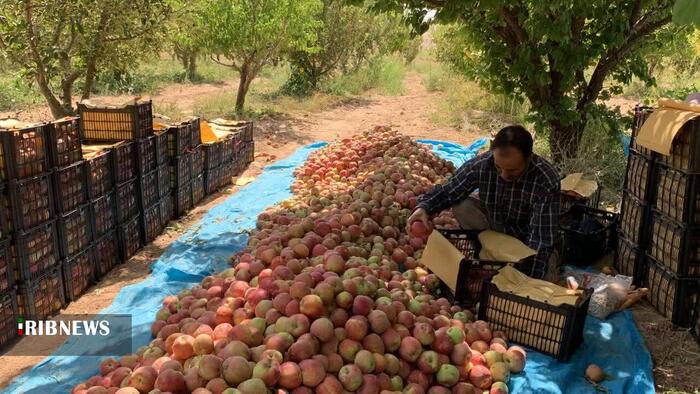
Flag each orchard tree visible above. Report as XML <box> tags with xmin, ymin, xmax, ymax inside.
<box><xmin>202</xmin><ymin>0</ymin><xmax>322</xmax><ymax>114</ymax></box>
<box><xmin>365</xmin><ymin>0</ymin><xmax>682</xmax><ymax>162</ymax></box>
<box><xmin>0</xmin><ymin>0</ymin><xmax>168</xmax><ymax>118</ymax></box>
<box><xmin>283</xmin><ymin>0</ymin><xmax>417</xmax><ymax>96</ymax></box>
<box><xmin>166</xmin><ymin>0</ymin><xmax>207</xmax><ymax>82</ymax></box>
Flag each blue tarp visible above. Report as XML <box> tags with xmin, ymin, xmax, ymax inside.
<box><xmin>3</xmin><ymin>138</ymin><xmax>654</xmax><ymax>394</ymax></box>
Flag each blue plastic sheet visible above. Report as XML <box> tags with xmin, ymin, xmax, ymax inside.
<box><xmin>3</xmin><ymin>138</ymin><xmax>654</xmax><ymax>394</ymax></box>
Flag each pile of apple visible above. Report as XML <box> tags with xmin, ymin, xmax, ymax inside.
<box><xmin>72</xmin><ymin>128</ymin><xmax>524</xmax><ymax>394</ymax></box>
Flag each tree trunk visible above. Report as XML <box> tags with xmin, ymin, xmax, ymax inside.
<box><xmin>35</xmin><ymin>72</ymin><xmax>70</xmax><ymax>119</ymax></box>
<box><xmin>235</xmin><ymin>63</ymin><xmax>251</xmax><ymax>115</ymax></box>
<box><xmin>82</xmin><ymin>58</ymin><xmax>98</xmax><ymax>100</ymax></box>
<box><xmin>187</xmin><ymin>53</ymin><xmax>197</xmax><ymax>82</ymax></box>
<box><xmin>548</xmin><ymin>118</ymin><xmax>586</xmax><ymax>164</ymax></box>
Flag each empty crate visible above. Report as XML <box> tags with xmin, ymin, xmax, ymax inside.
<box><xmin>0</xmin><ymin>239</ymin><xmax>13</xmax><ymax>294</ymax></box>
<box><xmin>111</xmin><ymin>141</ymin><xmax>136</xmax><ymax>184</ymax></box>
<box><xmin>78</xmin><ymin>101</ymin><xmax>153</xmax><ymax>142</ymax></box>
<box><xmin>157</xmin><ymin>165</ymin><xmax>170</xmax><ymax>199</ymax></box>
<box><xmin>203</xmin><ymin>142</ymin><xmax>223</xmax><ymax>170</ymax></box>
<box><xmin>159</xmin><ymin>196</ymin><xmax>173</xmax><ymax>226</ymax></box>
<box><xmin>138</xmin><ymin>169</ymin><xmax>159</xmax><ymax>210</ymax></box>
<box><xmin>141</xmin><ymin>203</ymin><xmax>161</xmax><ymax>244</ymax></box>
<box><xmin>649</xmin><ymin>213</ymin><xmax>700</xmax><ymax>277</ymax></box>
<box><xmin>625</xmin><ymin>150</ymin><xmax>654</xmax><ymax>201</ymax></box>
<box><xmin>615</xmin><ymin>236</ymin><xmax>644</xmax><ymax>285</ymax></box>
<box><xmin>656</xmin><ymin>118</ymin><xmax>700</xmax><ymax>173</ymax></box>
<box><xmin>154</xmin><ymin>131</ymin><xmax>168</xmax><ymax>165</ymax></box>
<box><xmin>192</xmin><ymin>174</ymin><xmax>204</xmax><ymax>205</ymax></box>
<box><xmin>170</xmin><ymin>155</ymin><xmax>192</xmax><ymax>190</ymax></box>
<box><xmin>191</xmin><ymin>145</ymin><xmax>203</xmax><ymax>177</ymax></box>
<box><xmin>136</xmin><ymin>136</ymin><xmax>157</xmax><ymax>175</ymax></box>
<box><xmin>205</xmin><ymin>166</ymin><xmax>222</xmax><ymax>195</ymax></box>
<box><xmin>174</xmin><ymin>183</ymin><xmax>193</xmax><ymax>218</ymax></box>
<box><xmin>47</xmin><ymin>116</ymin><xmax>82</xmax><ymax>168</ymax></box>
<box><xmin>167</xmin><ymin>123</ymin><xmax>191</xmax><ymax>157</ymax></box>
<box><xmin>0</xmin><ymin>292</ymin><xmax>18</xmax><ymax>349</ymax></box>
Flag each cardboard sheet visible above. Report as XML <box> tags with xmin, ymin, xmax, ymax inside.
<box><xmin>560</xmin><ymin>173</ymin><xmax>598</xmax><ymax>198</ymax></box>
<box><xmin>636</xmin><ymin>99</ymin><xmax>700</xmax><ymax>155</ymax></box>
<box><xmin>478</xmin><ymin>230</ymin><xmax>535</xmax><ymax>262</ymax></box>
<box><xmin>492</xmin><ymin>265</ymin><xmax>581</xmax><ymax>306</ymax></box>
<box><xmin>420</xmin><ymin>230</ymin><xmax>465</xmax><ymax>292</ymax></box>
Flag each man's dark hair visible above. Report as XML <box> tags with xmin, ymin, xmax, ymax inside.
<box><xmin>491</xmin><ymin>125</ymin><xmax>533</xmax><ymax>157</ymax></box>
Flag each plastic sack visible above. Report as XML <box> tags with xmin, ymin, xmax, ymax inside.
<box><xmin>563</xmin><ymin>268</ymin><xmax>632</xmax><ymax>319</ymax></box>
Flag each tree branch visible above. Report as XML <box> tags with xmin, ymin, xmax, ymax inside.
<box><xmin>210</xmin><ymin>54</ymin><xmax>240</xmax><ymax>72</ymax></box>
<box><xmin>499</xmin><ymin>6</ymin><xmax>527</xmax><ymax>44</ymax></box>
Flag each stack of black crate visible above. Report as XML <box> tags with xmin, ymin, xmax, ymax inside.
<box><xmin>83</xmin><ymin>143</ymin><xmax>119</xmax><ymax>281</ymax></box>
<box><xmin>240</xmin><ymin>121</ymin><xmax>255</xmax><ymax>172</ymax></box>
<box><xmin>78</xmin><ymin>100</ymin><xmax>154</xmax><ymax>262</ymax></box>
<box><xmin>616</xmin><ymin>105</ymin><xmax>700</xmax><ymax>327</ymax></box>
<box><xmin>168</xmin><ymin>118</ymin><xmax>203</xmax><ymax>218</ymax></box>
<box><xmin>1</xmin><ymin>121</ymin><xmax>64</xmax><ymax>331</ymax></box>
<box><xmin>48</xmin><ymin>117</ymin><xmax>94</xmax><ymax>303</ymax></box>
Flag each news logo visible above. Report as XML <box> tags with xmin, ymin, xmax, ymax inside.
<box><xmin>10</xmin><ymin>314</ymin><xmax>132</xmax><ymax>356</ymax></box>
<box><xmin>17</xmin><ymin>317</ymin><xmax>111</xmax><ymax>336</ymax></box>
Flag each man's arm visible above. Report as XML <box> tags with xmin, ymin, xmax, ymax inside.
<box><xmin>415</xmin><ymin>158</ymin><xmax>480</xmax><ymax>215</ymax></box>
<box><xmin>523</xmin><ymin>183</ymin><xmax>560</xmax><ymax>279</ymax></box>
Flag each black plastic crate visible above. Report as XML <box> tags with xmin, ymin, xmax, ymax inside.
<box><xmin>159</xmin><ymin>195</ymin><xmax>173</xmax><ymax>227</ymax></box>
<box><xmin>435</xmin><ymin>229</ymin><xmax>509</xmax><ymax>308</ymax></box>
<box><xmin>560</xmin><ymin>186</ymin><xmax>601</xmax><ymax>215</ymax></box>
<box><xmin>624</xmin><ymin>149</ymin><xmax>655</xmax><ymax>202</ymax></box>
<box><xmin>135</xmin><ymin>136</ymin><xmax>157</xmax><ymax>175</ymax></box>
<box><xmin>654</xmin><ymin>164</ymin><xmax>700</xmax><ymax>224</ymax></box>
<box><xmin>203</xmin><ymin>142</ymin><xmax>223</xmax><ymax>170</ymax></box>
<box><xmin>166</xmin><ymin>124</ymin><xmax>191</xmax><ymax>158</ymax></box>
<box><xmin>141</xmin><ymin>202</ymin><xmax>161</xmax><ymax>244</ymax></box>
<box><xmin>57</xmin><ymin>205</ymin><xmax>92</xmax><ymax>259</ymax></box>
<box><xmin>243</xmin><ymin>121</ymin><xmax>253</xmax><ymax>142</ymax></box>
<box><xmin>157</xmin><ymin>164</ymin><xmax>170</xmax><ymax>199</ymax></box>
<box><xmin>117</xmin><ymin>215</ymin><xmax>142</xmax><ymax>261</ymax></box>
<box><xmin>221</xmin><ymin>134</ymin><xmax>236</xmax><ymax>163</ymax></box>
<box><xmin>0</xmin><ymin>183</ymin><xmax>7</xmax><ymax>240</ymax></box>
<box><xmin>649</xmin><ymin>213</ymin><xmax>700</xmax><ymax>277</ymax></box>
<box><xmin>174</xmin><ymin>183</ymin><xmax>193</xmax><ymax>218</ymax></box>
<box><xmin>11</xmin><ymin>220</ymin><xmax>60</xmax><ymax>283</ymax></box>
<box><xmin>619</xmin><ymin>192</ymin><xmax>650</xmax><ymax>246</ymax></box>
<box><xmin>0</xmin><ymin>239</ymin><xmax>14</xmax><ymax>294</ymax></box>
<box><xmin>645</xmin><ymin>256</ymin><xmax>700</xmax><ymax>327</ymax></box>
<box><xmin>657</xmin><ymin>117</ymin><xmax>700</xmax><ymax>173</ymax></box>
<box><xmin>170</xmin><ymin>154</ymin><xmax>192</xmax><ymax>190</ymax></box>
<box><xmin>614</xmin><ymin>236</ymin><xmax>645</xmax><ymax>286</ymax></box>
<box><xmin>244</xmin><ymin>141</ymin><xmax>254</xmax><ymax>164</ymax></box>
<box><xmin>78</xmin><ymin>101</ymin><xmax>153</xmax><ymax>142</ymax></box>
<box><xmin>154</xmin><ymin>131</ymin><xmax>168</xmax><ymax>166</ymax></box>
<box><xmin>115</xmin><ymin>180</ymin><xmax>139</xmax><ymax>224</ymax></box>
<box><xmin>47</xmin><ymin>116</ymin><xmax>82</xmax><ymax>168</ymax></box>
<box><xmin>631</xmin><ymin>106</ymin><xmax>656</xmax><ymax>158</ymax></box>
<box><xmin>62</xmin><ymin>246</ymin><xmax>94</xmax><ymax>302</ymax></box>
<box><xmin>90</xmin><ymin>192</ymin><xmax>116</xmax><ymax>239</ymax></box>
<box><xmin>93</xmin><ymin>231</ymin><xmax>119</xmax><ymax>277</ymax></box>
<box><xmin>221</xmin><ymin>161</ymin><xmax>236</xmax><ymax>187</ymax></box>
<box><xmin>0</xmin><ymin>292</ymin><xmax>19</xmax><ymax>349</ymax></box>
<box><xmin>138</xmin><ymin>169</ymin><xmax>159</xmax><ymax>210</ymax></box>
<box><xmin>205</xmin><ymin>165</ymin><xmax>221</xmax><ymax>195</ymax></box>
<box><xmin>85</xmin><ymin>149</ymin><xmax>114</xmax><ymax>199</ymax></box>
<box><xmin>111</xmin><ymin>141</ymin><xmax>136</xmax><ymax>185</ymax></box>
<box><xmin>17</xmin><ymin>265</ymin><xmax>65</xmax><ymax>320</ymax></box>
<box><xmin>478</xmin><ymin>280</ymin><xmax>592</xmax><ymax>361</ymax></box>
<box><xmin>559</xmin><ymin>205</ymin><xmax>618</xmax><ymax>266</ymax></box>
<box><xmin>6</xmin><ymin>173</ymin><xmax>54</xmax><ymax>231</ymax></box>
<box><xmin>191</xmin><ymin>145</ymin><xmax>204</xmax><ymax>177</ymax></box>
<box><xmin>189</xmin><ymin>117</ymin><xmax>201</xmax><ymax>147</ymax></box>
<box><xmin>0</xmin><ymin>122</ymin><xmax>49</xmax><ymax>181</ymax></box>
<box><xmin>192</xmin><ymin>174</ymin><xmax>204</xmax><ymax>205</ymax></box>
<box><xmin>52</xmin><ymin>160</ymin><xmax>88</xmax><ymax>213</ymax></box>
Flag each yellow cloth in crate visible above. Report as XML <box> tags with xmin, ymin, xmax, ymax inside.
<box><xmin>477</xmin><ymin>230</ymin><xmax>535</xmax><ymax>262</ymax></box>
<box><xmin>492</xmin><ymin>265</ymin><xmax>581</xmax><ymax>306</ymax></box>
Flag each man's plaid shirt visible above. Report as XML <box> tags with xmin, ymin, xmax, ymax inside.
<box><xmin>416</xmin><ymin>151</ymin><xmax>561</xmax><ymax>279</ymax></box>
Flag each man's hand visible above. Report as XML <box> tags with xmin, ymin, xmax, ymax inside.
<box><xmin>406</xmin><ymin>208</ymin><xmax>430</xmax><ymax>235</ymax></box>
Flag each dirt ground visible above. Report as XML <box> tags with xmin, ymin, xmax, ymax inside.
<box><xmin>0</xmin><ymin>72</ymin><xmax>698</xmax><ymax>393</ymax></box>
